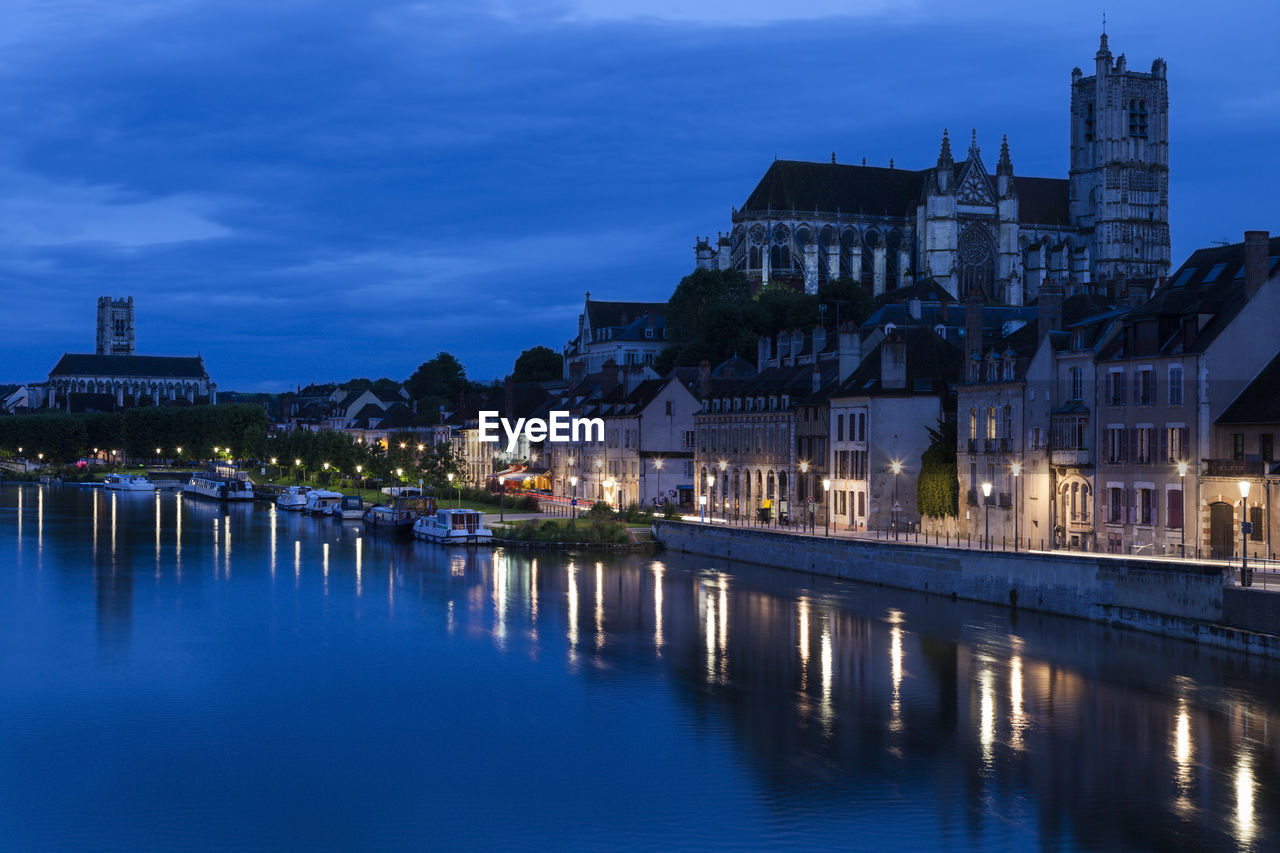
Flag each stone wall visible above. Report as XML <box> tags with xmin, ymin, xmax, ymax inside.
<box><xmin>653</xmin><ymin>520</ymin><xmax>1280</xmax><ymax>658</ymax></box>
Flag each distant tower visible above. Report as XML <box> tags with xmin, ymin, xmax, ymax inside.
<box><xmin>1069</xmin><ymin>33</ymin><xmax>1171</xmax><ymax>284</ymax></box>
<box><xmin>96</xmin><ymin>296</ymin><xmax>135</xmax><ymax>355</ymax></box>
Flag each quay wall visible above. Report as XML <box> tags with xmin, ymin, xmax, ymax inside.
<box><xmin>652</xmin><ymin>520</ymin><xmax>1280</xmax><ymax>659</ymax></box>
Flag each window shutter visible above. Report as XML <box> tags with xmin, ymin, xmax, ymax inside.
<box><xmin>1159</xmin><ymin>428</ymin><xmax>1169</xmax><ymax>464</ymax></box>
<box><xmin>1102</xmin><ymin>429</ymin><xmax>1111</xmax><ymax>460</ymax></box>
<box><xmin>1180</xmin><ymin>428</ymin><xmax>1189</xmax><ymax>459</ymax></box>
<box><xmin>1120</xmin><ymin>429</ymin><xmax>1129</xmax><ymax>463</ymax></box>
<box><xmin>1129</xmin><ymin>489</ymin><xmax>1137</xmax><ymax>524</ymax></box>
<box><xmin>1151</xmin><ymin>373</ymin><xmax>1158</xmax><ymax>404</ymax></box>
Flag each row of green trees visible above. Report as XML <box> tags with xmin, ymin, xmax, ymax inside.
<box><xmin>261</xmin><ymin>429</ymin><xmax>464</xmax><ymax>489</ymax></box>
<box><xmin>0</xmin><ymin>405</ymin><xmax>269</xmax><ymax>463</ymax></box>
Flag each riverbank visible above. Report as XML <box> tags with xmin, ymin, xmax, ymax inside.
<box><xmin>652</xmin><ymin>519</ymin><xmax>1280</xmax><ymax>659</ymax></box>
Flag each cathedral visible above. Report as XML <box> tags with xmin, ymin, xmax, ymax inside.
<box><xmin>695</xmin><ymin>34</ymin><xmax>1170</xmax><ymax>306</ymax></box>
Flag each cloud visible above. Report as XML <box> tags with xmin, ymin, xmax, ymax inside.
<box><xmin>0</xmin><ymin>170</ymin><xmax>233</xmax><ymax>248</ymax></box>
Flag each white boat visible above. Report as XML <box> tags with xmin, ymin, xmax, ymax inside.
<box><xmin>412</xmin><ymin>508</ymin><xmax>494</xmax><ymax>545</ymax></box>
<box><xmin>328</xmin><ymin>494</ymin><xmax>365</xmax><ymax>520</ymax></box>
<box><xmin>104</xmin><ymin>473</ymin><xmax>155</xmax><ymax>492</ymax></box>
<box><xmin>184</xmin><ymin>464</ymin><xmax>255</xmax><ymax>502</ymax></box>
<box><xmin>302</xmin><ymin>489</ymin><xmax>344</xmax><ymax>516</ymax></box>
<box><xmin>276</xmin><ymin>485</ymin><xmax>313</xmax><ymax>511</ymax></box>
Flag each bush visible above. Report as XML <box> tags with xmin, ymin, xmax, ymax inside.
<box><xmin>503</xmin><ymin>518</ymin><xmax>629</xmax><ymax>544</ymax></box>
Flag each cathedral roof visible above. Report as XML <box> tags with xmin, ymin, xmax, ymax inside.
<box><xmin>739</xmin><ymin>161</ymin><xmax>924</xmax><ymax>217</ymax></box>
<box><xmin>49</xmin><ymin>353</ymin><xmax>209</xmax><ymax>379</ymax></box>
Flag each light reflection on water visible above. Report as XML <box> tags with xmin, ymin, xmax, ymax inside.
<box><xmin>1</xmin><ymin>484</ymin><xmax>1279</xmax><ymax>852</ymax></box>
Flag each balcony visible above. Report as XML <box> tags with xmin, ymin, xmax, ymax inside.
<box><xmin>1203</xmin><ymin>458</ymin><xmax>1266</xmax><ymax>479</ymax></box>
<box><xmin>1051</xmin><ymin>447</ymin><xmax>1091</xmax><ymax>466</ymax></box>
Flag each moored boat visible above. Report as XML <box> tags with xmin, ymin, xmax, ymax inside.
<box><xmin>302</xmin><ymin>489</ymin><xmax>343</xmax><ymax>516</ymax></box>
<box><xmin>362</xmin><ymin>501</ymin><xmax>419</xmax><ymax>535</ymax></box>
<box><xmin>184</xmin><ymin>463</ymin><xmax>255</xmax><ymax>502</ymax></box>
<box><xmin>329</xmin><ymin>494</ymin><xmax>365</xmax><ymax>520</ymax></box>
<box><xmin>412</xmin><ymin>508</ymin><xmax>493</xmax><ymax>545</ymax></box>
<box><xmin>276</xmin><ymin>485</ymin><xmax>312</xmax><ymax>511</ymax></box>
<box><xmin>104</xmin><ymin>473</ymin><xmax>155</xmax><ymax>492</ymax></box>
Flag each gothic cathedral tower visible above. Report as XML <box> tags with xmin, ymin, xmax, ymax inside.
<box><xmin>96</xmin><ymin>296</ymin><xmax>135</xmax><ymax>356</ymax></box>
<box><xmin>1069</xmin><ymin>33</ymin><xmax>1170</xmax><ymax>284</ymax></box>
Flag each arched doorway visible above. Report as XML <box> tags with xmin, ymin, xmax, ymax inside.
<box><xmin>1210</xmin><ymin>502</ymin><xmax>1234</xmax><ymax>559</ymax></box>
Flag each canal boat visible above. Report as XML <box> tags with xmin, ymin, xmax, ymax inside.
<box><xmin>361</xmin><ymin>503</ymin><xmax>417</xmax><ymax>535</ymax></box>
<box><xmin>275</xmin><ymin>485</ymin><xmax>312</xmax><ymax>511</ymax></box>
<box><xmin>329</xmin><ymin>494</ymin><xmax>365</xmax><ymax>520</ymax></box>
<box><xmin>412</xmin><ymin>508</ymin><xmax>493</xmax><ymax>545</ymax></box>
<box><xmin>103</xmin><ymin>473</ymin><xmax>155</xmax><ymax>492</ymax></box>
<box><xmin>184</xmin><ymin>463</ymin><xmax>255</xmax><ymax>502</ymax></box>
<box><xmin>302</xmin><ymin>489</ymin><xmax>343</xmax><ymax>516</ymax></box>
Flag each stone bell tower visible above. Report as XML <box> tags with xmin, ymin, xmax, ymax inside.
<box><xmin>96</xmin><ymin>296</ymin><xmax>135</xmax><ymax>355</ymax></box>
<box><xmin>1069</xmin><ymin>33</ymin><xmax>1171</xmax><ymax>284</ymax></box>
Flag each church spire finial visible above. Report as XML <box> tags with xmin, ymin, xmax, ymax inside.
<box><xmin>968</xmin><ymin>129</ymin><xmax>980</xmax><ymax>158</ymax></box>
<box><xmin>937</xmin><ymin>129</ymin><xmax>953</xmax><ymax>167</ymax></box>
<box><xmin>997</xmin><ymin>134</ymin><xmax>1013</xmax><ymax>175</ymax></box>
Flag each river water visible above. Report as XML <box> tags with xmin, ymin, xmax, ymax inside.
<box><xmin>1</xmin><ymin>484</ymin><xmax>1277</xmax><ymax>851</ymax></box>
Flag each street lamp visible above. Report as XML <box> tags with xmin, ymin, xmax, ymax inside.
<box><xmin>1177</xmin><ymin>460</ymin><xmax>1188</xmax><ymax>558</ymax></box>
<box><xmin>706</xmin><ymin>473</ymin><xmax>715</xmax><ymax>522</ymax></box>
<box><xmin>569</xmin><ymin>474</ymin><xmax>578</xmax><ymax>523</ymax></box>
<box><xmin>357</xmin><ymin>464</ymin><xmax>364</xmax><ymax>493</ymax></box>
<box><xmin>1239</xmin><ymin>480</ymin><xmax>1252</xmax><ymax>587</ymax></box>
<box><xmin>446</xmin><ymin>471</ymin><xmax>454</xmax><ymax>507</ymax></box>
<box><xmin>822</xmin><ymin>477</ymin><xmax>831</xmax><ymax>537</ymax></box>
<box><xmin>891</xmin><ymin>460</ymin><xmax>903</xmax><ymax>541</ymax></box>
<box><xmin>653</xmin><ymin>458</ymin><xmax>664</xmax><ymax>511</ymax></box>
<box><xmin>1011</xmin><ymin>461</ymin><xmax>1022</xmax><ymax>551</ymax></box>
<box><xmin>981</xmin><ymin>481</ymin><xmax>993</xmax><ymax>549</ymax></box>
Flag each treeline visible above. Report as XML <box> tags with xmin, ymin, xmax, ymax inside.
<box><xmin>263</xmin><ymin>429</ymin><xmax>464</xmax><ymax>488</ymax></box>
<box><xmin>0</xmin><ymin>405</ymin><xmax>269</xmax><ymax>463</ymax></box>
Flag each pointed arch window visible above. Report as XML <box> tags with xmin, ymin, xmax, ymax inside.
<box><xmin>1128</xmin><ymin>98</ymin><xmax>1148</xmax><ymax>139</ymax></box>
<box><xmin>958</xmin><ymin>223</ymin><xmax>995</xmax><ymax>301</ymax></box>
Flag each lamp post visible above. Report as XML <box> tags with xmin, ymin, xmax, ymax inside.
<box><xmin>653</xmin><ymin>458</ymin><xmax>664</xmax><ymax>511</ymax></box>
<box><xmin>981</xmin><ymin>481</ymin><xmax>993</xmax><ymax>549</ymax></box>
<box><xmin>719</xmin><ymin>459</ymin><xmax>729</xmax><ymax>521</ymax></box>
<box><xmin>1177</xmin><ymin>461</ymin><xmax>1188</xmax><ymax>558</ymax></box>
<box><xmin>498</xmin><ymin>474</ymin><xmax>505</xmax><ymax>522</ymax></box>
<box><xmin>446</xmin><ymin>471</ymin><xmax>454</xmax><ymax>508</ymax></box>
<box><xmin>800</xmin><ymin>460</ymin><xmax>810</xmax><ymax>532</ymax></box>
<box><xmin>357</xmin><ymin>464</ymin><xmax>364</xmax><ymax>495</ymax></box>
<box><xmin>295</xmin><ymin>458</ymin><xmax>303</xmax><ymax>485</ymax></box>
<box><xmin>822</xmin><ymin>477</ymin><xmax>831</xmax><ymax>537</ymax></box>
<box><xmin>1240</xmin><ymin>480</ymin><xmax>1252</xmax><ymax>587</ymax></box>
<box><xmin>569</xmin><ymin>475</ymin><xmax>578</xmax><ymax>523</ymax></box>
<box><xmin>1011</xmin><ymin>461</ymin><xmax>1022</xmax><ymax>551</ymax></box>
<box><xmin>891</xmin><ymin>460</ymin><xmax>902</xmax><ymax>541</ymax></box>
<box><xmin>706</xmin><ymin>473</ymin><xmax>715</xmax><ymax>523</ymax></box>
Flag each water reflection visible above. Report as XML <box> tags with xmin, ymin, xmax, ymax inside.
<box><xmin>2</xmin><ymin>486</ymin><xmax>1279</xmax><ymax>852</ymax></box>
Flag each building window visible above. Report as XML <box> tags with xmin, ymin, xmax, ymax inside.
<box><xmin>1262</xmin><ymin>434</ymin><xmax>1274</xmax><ymax>462</ymax></box>
<box><xmin>1233</xmin><ymin>433</ymin><xmax>1245</xmax><ymax>461</ymax></box>
<box><xmin>837</xmin><ymin>414</ymin><xmax>845</xmax><ymax>442</ymax></box>
<box><xmin>1105</xmin><ymin>426</ymin><xmax>1126</xmax><ymax>463</ymax></box>
<box><xmin>1251</xmin><ymin>506</ymin><xmax>1264</xmax><ymax>541</ymax></box>
<box><xmin>1135</xmin><ymin>427</ymin><xmax>1153</xmax><ymax>464</ymax></box>
<box><xmin>684</xmin><ymin>430</ymin><xmax>695</xmax><ymax>450</ymax></box>
<box><xmin>1167</xmin><ymin>489</ymin><xmax>1183</xmax><ymax>529</ymax></box>
<box><xmin>1108</xmin><ymin>487</ymin><xmax>1123</xmax><ymax>523</ymax></box>
<box><xmin>1108</xmin><ymin>371</ymin><xmax>1126</xmax><ymax>406</ymax></box>
<box><xmin>1136</xmin><ymin>369</ymin><xmax>1155</xmax><ymax>405</ymax></box>
<box><xmin>1070</xmin><ymin>367</ymin><xmax>1083</xmax><ymax>401</ymax></box>
<box><xmin>665</xmin><ymin>401</ymin><xmax>672</xmax><ymax>415</ymax></box>
<box><xmin>1138</xmin><ymin>488</ymin><xmax>1155</xmax><ymax>525</ymax></box>
<box><xmin>1168</xmin><ymin>364</ymin><xmax>1183</xmax><ymax>406</ymax></box>
<box><xmin>1129</xmin><ymin>98</ymin><xmax>1148</xmax><ymax>138</ymax></box>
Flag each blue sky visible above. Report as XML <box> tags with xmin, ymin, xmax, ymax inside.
<box><xmin>1</xmin><ymin>0</ymin><xmax>1277</xmax><ymax>391</ymax></box>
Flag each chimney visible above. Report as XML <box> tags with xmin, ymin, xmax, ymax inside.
<box><xmin>1038</xmin><ymin>281</ymin><xmax>1063</xmax><ymax>342</ymax></box>
<box><xmin>811</xmin><ymin>360</ymin><xmax>821</xmax><ymax>393</ymax></box>
<box><xmin>601</xmin><ymin>359</ymin><xmax>620</xmax><ymax>394</ymax></box>
<box><xmin>837</xmin><ymin>323</ymin><xmax>862</xmax><ymax>383</ymax></box>
<box><xmin>965</xmin><ymin>287</ymin><xmax>984</xmax><ymax>371</ymax></box>
<box><xmin>791</xmin><ymin>329</ymin><xmax>804</xmax><ymax>365</ymax></box>
<box><xmin>504</xmin><ymin>375</ymin><xmax>514</xmax><ymax>417</ymax></box>
<box><xmin>777</xmin><ymin>331</ymin><xmax>789</xmax><ymax>362</ymax></box>
<box><xmin>1245</xmin><ymin>230</ymin><xmax>1269</xmax><ymax>300</ymax></box>
<box><xmin>757</xmin><ymin>335</ymin><xmax>769</xmax><ymax>369</ymax></box>
<box><xmin>812</xmin><ymin>325</ymin><xmax>827</xmax><ymax>356</ymax></box>
<box><xmin>569</xmin><ymin>358</ymin><xmax>585</xmax><ymax>388</ymax></box>
<box><xmin>1125</xmin><ymin>279</ymin><xmax>1148</xmax><ymax>309</ymax></box>
<box><xmin>881</xmin><ymin>331</ymin><xmax>907</xmax><ymax>390</ymax></box>
<box><xmin>698</xmin><ymin>360</ymin><xmax>712</xmax><ymax>399</ymax></box>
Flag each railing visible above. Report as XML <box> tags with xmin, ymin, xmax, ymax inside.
<box><xmin>1051</xmin><ymin>448</ymin><xmax>1091</xmax><ymax>466</ymax></box>
<box><xmin>1204</xmin><ymin>459</ymin><xmax>1266</xmax><ymax>478</ymax></box>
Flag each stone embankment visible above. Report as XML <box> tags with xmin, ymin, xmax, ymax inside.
<box><xmin>652</xmin><ymin>520</ymin><xmax>1280</xmax><ymax>658</ymax></box>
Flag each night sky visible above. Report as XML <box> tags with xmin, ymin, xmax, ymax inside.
<box><xmin>1</xmin><ymin>0</ymin><xmax>1276</xmax><ymax>391</ymax></box>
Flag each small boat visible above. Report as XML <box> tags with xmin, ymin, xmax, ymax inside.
<box><xmin>329</xmin><ymin>494</ymin><xmax>365</xmax><ymax>520</ymax></box>
<box><xmin>184</xmin><ymin>463</ymin><xmax>255</xmax><ymax>502</ymax></box>
<box><xmin>412</xmin><ymin>508</ymin><xmax>493</xmax><ymax>545</ymax></box>
<box><xmin>362</xmin><ymin>501</ymin><xmax>418</xmax><ymax>535</ymax></box>
<box><xmin>302</xmin><ymin>489</ymin><xmax>343</xmax><ymax>516</ymax></box>
<box><xmin>276</xmin><ymin>485</ymin><xmax>312</xmax><ymax>511</ymax></box>
<box><xmin>104</xmin><ymin>473</ymin><xmax>155</xmax><ymax>492</ymax></box>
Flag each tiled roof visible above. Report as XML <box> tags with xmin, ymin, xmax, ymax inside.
<box><xmin>585</xmin><ymin>300</ymin><xmax>666</xmax><ymax>331</ymax></box>
<box><xmin>1217</xmin><ymin>348</ymin><xmax>1280</xmax><ymax>425</ymax></box>
<box><xmin>839</xmin><ymin>326</ymin><xmax>962</xmax><ymax>397</ymax></box>
<box><xmin>50</xmin><ymin>354</ymin><xmax>208</xmax><ymax>379</ymax></box>
<box><xmin>740</xmin><ymin>161</ymin><xmax>923</xmax><ymax>217</ymax></box>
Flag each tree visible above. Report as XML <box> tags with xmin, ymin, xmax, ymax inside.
<box><xmin>917</xmin><ymin>419</ymin><xmax>959</xmax><ymax>518</ymax></box>
<box><xmin>663</xmin><ymin>268</ymin><xmax>762</xmax><ymax>369</ymax></box>
<box><xmin>513</xmin><ymin>346</ymin><xmax>563</xmax><ymax>383</ymax></box>
<box><xmin>406</xmin><ymin>352</ymin><xmax>467</xmax><ymax>403</ymax></box>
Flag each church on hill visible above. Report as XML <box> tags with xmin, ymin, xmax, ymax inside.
<box><xmin>695</xmin><ymin>34</ymin><xmax>1170</xmax><ymax>307</ymax></box>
